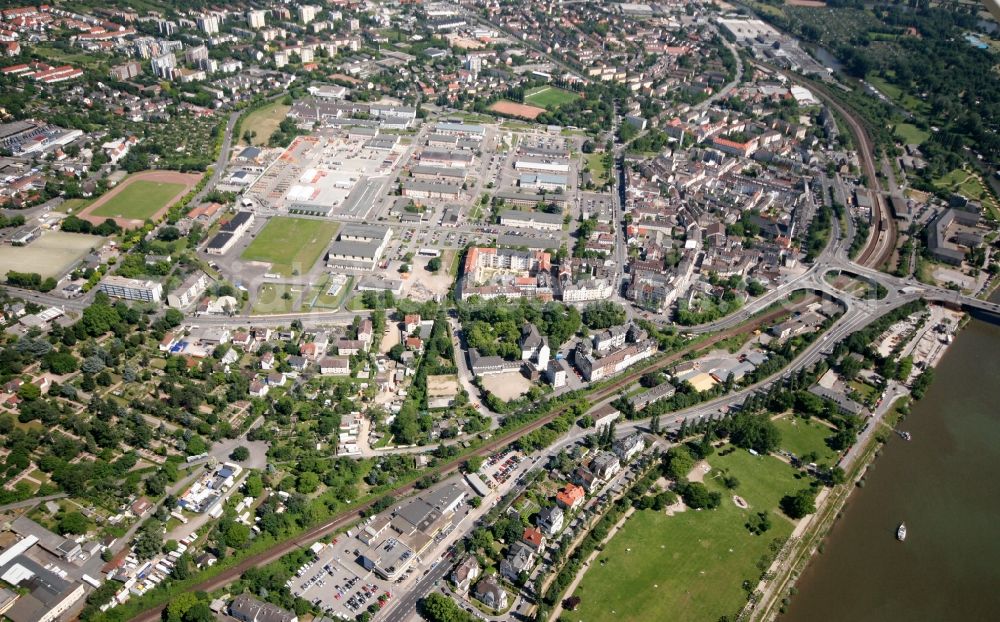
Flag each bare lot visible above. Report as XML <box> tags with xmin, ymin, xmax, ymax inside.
<box><xmin>427</xmin><ymin>374</ymin><xmax>460</xmax><ymax>398</ymax></box>
<box><xmin>0</xmin><ymin>231</ymin><xmax>104</xmax><ymax>279</ymax></box>
<box><xmin>481</xmin><ymin>371</ymin><xmax>533</xmax><ymax>401</ymax></box>
<box><xmin>489</xmin><ymin>100</ymin><xmax>546</xmax><ymax>120</ymax></box>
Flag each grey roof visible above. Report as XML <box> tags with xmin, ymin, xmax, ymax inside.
<box><xmin>206</xmin><ymin>232</ymin><xmax>233</xmax><ymax>250</ymax></box>
<box><xmin>230</xmin><ymin>593</ymin><xmax>297</xmax><ymax>622</ymax></box>
<box><xmin>808</xmin><ymin>385</ymin><xmax>866</xmax><ymax>416</ymax></box>
<box><xmin>340</xmin><ymin>223</ymin><xmax>390</xmax><ymax>241</ymax></box>
<box><xmin>328</xmin><ymin>239</ymin><xmax>382</xmax><ymax>260</ymax></box>
<box><xmin>220</xmin><ymin>211</ymin><xmax>253</xmax><ymax>233</ymax></box>
<box><xmin>0</xmin><ymin>555</ymin><xmax>82</xmax><ymax>622</ymax></box>
<box><xmin>500</xmin><ymin>209</ymin><xmax>564</xmax><ymax>225</ymax></box>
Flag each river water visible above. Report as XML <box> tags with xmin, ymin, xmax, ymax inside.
<box><xmin>783</xmin><ymin>312</ymin><xmax>1000</xmax><ymax>621</ymax></box>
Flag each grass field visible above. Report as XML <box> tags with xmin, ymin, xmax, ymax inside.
<box><xmin>572</xmin><ymin>448</ymin><xmax>801</xmax><ymax>622</ymax></box>
<box><xmin>241</xmin><ymin>217</ymin><xmax>339</xmax><ymax>276</ymax></box>
<box><xmin>60</xmin><ymin>198</ymin><xmax>92</xmax><ymax>213</ymax></box>
<box><xmin>585</xmin><ymin>152</ymin><xmax>610</xmax><ymax>186</ymax></box>
<box><xmin>933</xmin><ymin>168</ymin><xmax>999</xmax><ymax>219</ymax></box>
<box><xmin>252</xmin><ymin>283</ymin><xmax>298</xmax><ymax>314</ymax></box>
<box><xmin>773</xmin><ymin>415</ymin><xmax>839</xmax><ymax>465</ymax></box>
<box><xmin>867</xmin><ymin>74</ymin><xmax>926</xmax><ymax>114</ymax></box>
<box><xmin>524</xmin><ymin>86</ymin><xmax>578</xmax><ymax>109</ymax></box>
<box><xmin>89</xmin><ymin>180</ymin><xmax>186</xmax><ymax>221</ymax></box>
<box><xmin>305</xmin><ymin>275</ymin><xmax>354</xmax><ymax>310</ymax></box>
<box><xmin>893</xmin><ymin>123</ymin><xmax>929</xmax><ymax>145</ymax></box>
<box><xmin>241</xmin><ymin>101</ymin><xmax>291</xmax><ymax>146</ymax></box>
<box><xmin>0</xmin><ymin>231</ymin><xmax>104</xmax><ymax>279</ymax></box>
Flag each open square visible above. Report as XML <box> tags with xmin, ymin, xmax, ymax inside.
<box><xmin>241</xmin><ymin>217</ymin><xmax>339</xmax><ymax>276</ymax></box>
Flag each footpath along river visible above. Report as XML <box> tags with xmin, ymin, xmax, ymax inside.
<box><xmin>783</xmin><ymin>310</ymin><xmax>1000</xmax><ymax>621</ymax></box>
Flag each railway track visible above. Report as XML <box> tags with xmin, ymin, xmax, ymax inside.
<box><xmin>759</xmin><ymin>64</ymin><xmax>897</xmax><ymax>270</ymax></box>
<box><xmin>127</xmin><ymin>301</ymin><xmax>805</xmax><ymax>622</ymax></box>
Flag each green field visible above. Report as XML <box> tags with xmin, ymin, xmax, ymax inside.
<box><xmin>773</xmin><ymin>415</ymin><xmax>839</xmax><ymax>465</ymax></box>
<box><xmin>585</xmin><ymin>152</ymin><xmax>610</xmax><ymax>186</ymax></box>
<box><xmin>524</xmin><ymin>86</ymin><xmax>578</xmax><ymax>109</ymax></box>
<box><xmin>867</xmin><ymin>74</ymin><xmax>926</xmax><ymax>114</ymax></box>
<box><xmin>572</xmin><ymin>448</ymin><xmax>801</xmax><ymax>622</ymax></box>
<box><xmin>252</xmin><ymin>283</ymin><xmax>298</xmax><ymax>314</ymax></box>
<box><xmin>893</xmin><ymin>123</ymin><xmax>929</xmax><ymax>145</ymax></box>
<box><xmin>241</xmin><ymin>100</ymin><xmax>291</xmax><ymax>146</ymax></box>
<box><xmin>241</xmin><ymin>217</ymin><xmax>339</xmax><ymax>276</ymax></box>
<box><xmin>90</xmin><ymin>180</ymin><xmax>186</xmax><ymax>221</ymax></box>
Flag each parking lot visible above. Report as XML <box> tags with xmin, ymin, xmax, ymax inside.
<box><xmin>288</xmin><ymin>538</ymin><xmax>395</xmax><ymax>620</ymax></box>
<box><xmin>481</xmin><ymin>449</ymin><xmax>525</xmax><ymax>487</ymax></box>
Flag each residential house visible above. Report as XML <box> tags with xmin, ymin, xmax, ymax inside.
<box><xmin>521</xmin><ymin>527</ymin><xmax>545</xmax><ymax>552</ymax></box>
<box><xmin>536</xmin><ymin>506</ymin><xmax>564</xmax><ymax>537</ymax></box>
<box><xmin>590</xmin><ymin>451</ymin><xmax>621</xmax><ymax>480</ymax></box>
<box><xmin>320</xmin><ymin>357</ymin><xmax>351</xmax><ymax>376</ymax></box>
<box><xmin>473</xmin><ymin>576</ymin><xmax>508</xmax><ymax>610</ymax></box>
<box><xmin>450</xmin><ymin>557</ymin><xmax>480</xmax><ymax>593</ymax></box>
<box><xmin>556</xmin><ymin>483</ymin><xmax>585</xmax><ymax>510</ymax></box>
<box><xmin>613</xmin><ymin>432</ymin><xmax>645</xmax><ymax>462</ymax></box>
<box><xmin>498</xmin><ymin>542</ymin><xmax>534</xmax><ymax>583</ymax></box>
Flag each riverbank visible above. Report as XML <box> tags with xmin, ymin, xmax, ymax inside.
<box><xmin>780</xmin><ymin>307</ymin><xmax>1000</xmax><ymax>620</ymax></box>
<box><xmin>750</xmin><ymin>303</ymin><xmax>964</xmax><ymax>621</ymax></box>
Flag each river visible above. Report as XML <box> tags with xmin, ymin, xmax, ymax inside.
<box><xmin>783</xmin><ymin>311</ymin><xmax>1000</xmax><ymax>621</ymax></box>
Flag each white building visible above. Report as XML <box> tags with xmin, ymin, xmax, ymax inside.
<box><xmin>196</xmin><ymin>14</ymin><xmax>219</xmax><ymax>35</ymax></box>
<box><xmin>150</xmin><ymin>52</ymin><xmax>176</xmax><ymax>79</ymax></box>
<box><xmin>246</xmin><ymin>10</ymin><xmax>266</xmax><ymax>29</ymax></box>
<box><xmin>166</xmin><ymin>271</ymin><xmax>210</xmax><ymax>309</ymax></box>
<box><xmin>499</xmin><ymin>210</ymin><xmax>563</xmax><ymax>231</ymax></box>
<box><xmin>99</xmin><ymin>276</ymin><xmax>162</xmax><ymax>303</ymax></box>
<box><xmin>298</xmin><ymin>4</ymin><xmax>319</xmax><ymax>24</ymax></box>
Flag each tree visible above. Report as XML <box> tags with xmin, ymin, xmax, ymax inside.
<box><xmin>134</xmin><ymin>521</ymin><xmax>163</xmax><ymax>560</ymax></box>
<box><xmin>166</xmin><ymin>592</ymin><xmax>201</xmax><ymax>622</ymax></box>
<box><xmin>17</xmin><ymin>383</ymin><xmax>41</xmax><ymax>401</ymax></box>
<box><xmin>780</xmin><ymin>488</ymin><xmax>817</xmax><ymax>519</ymax></box>
<box><xmin>164</xmin><ymin>308</ymin><xmax>184</xmax><ymax>327</ymax></box>
<box><xmin>727</xmin><ymin>412</ymin><xmax>781</xmax><ymax>454</ymax></box>
<box><xmin>464</xmin><ymin>455</ymin><xmax>484</xmax><ymax>473</ymax></box>
<box><xmin>224</xmin><ymin>522</ymin><xmax>251</xmax><ymax>549</ymax></box>
<box><xmin>581</xmin><ymin>301</ymin><xmax>626</xmax><ymax>329</ymax></box>
<box><xmin>418</xmin><ymin>592</ymin><xmax>476</xmax><ymax>622</ymax></box>
<box><xmin>663</xmin><ymin>445</ymin><xmax>695</xmax><ymax>480</ymax></box>
<box><xmin>427</xmin><ymin>256</ymin><xmax>442</xmax><ymax>272</ymax></box>
<box><xmin>745</xmin><ymin>511</ymin><xmax>772</xmax><ymax>535</ymax></box>
<box><xmin>44</xmin><ymin>350</ymin><xmax>78</xmax><ymax>374</ymax></box>
<box><xmin>296</xmin><ymin>472</ymin><xmax>320</xmax><ymax>494</ymax></box>
<box><xmin>57</xmin><ymin>511</ymin><xmax>88</xmax><ymax>535</ymax></box>
<box><xmin>676</xmin><ymin>480</ymin><xmax>721</xmax><ymax>509</ymax></box>
<box><xmin>229</xmin><ymin>446</ymin><xmax>250</xmax><ymax>462</ymax></box>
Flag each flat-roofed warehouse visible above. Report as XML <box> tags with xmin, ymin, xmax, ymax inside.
<box><xmin>326</xmin><ymin>224</ymin><xmax>392</xmax><ymax>269</ymax></box>
<box><xmin>514</xmin><ymin>156</ymin><xmax>570</xmax><ymax>174</ymax></box>
<box><xmin>355</xmin><ymin>480</ymin><xmax>467</xmax><ymax>579</ymax></box>
<box><xmin>500</xmin><ymin>209</ymin><xmax>564</xmax><ymax>231</ymax></box>
<box><xmin>419</xmin><ymin>148</ymin><xmax>474</xmax><ymax>169</ymax></box>
<box><xmin>401</xmin><ymin>179</ymin><xmax>462</xmax><ymax>200</ymax></box>
<box><xmin>410</xmin><ymin>165</ymin><xmax>467</xmax><ymax>181</ymax></box>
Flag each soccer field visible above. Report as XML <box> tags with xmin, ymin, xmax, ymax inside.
<box><xmin>88</xmin><ymin>180</ymin><xmax>187</xmax><ymax>221</ymax></box>
<box><xmin>241</xmin><ymin>217</ymin><xmax>339</xmax><ymax>276</ymax></box>
<box><xmin>571</xmin><ymin>448</ymin><xmax>801</xmax><ymax>622</ymax></box>
<box><xmin>524</xmin><ymin>86</ymin><xmax>579</xmax><ymax>109</ymax></box>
